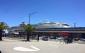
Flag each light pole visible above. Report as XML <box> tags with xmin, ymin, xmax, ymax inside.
<box><xmin>28</xmin><ymin>12</ymin><xmax>37</xmax><ymax>25</ymax></box>
<box><xmin>27</xmin><ymin>12</ymin><xmax>37</xmax><ymax>41</ymax></box>
<box><xmin>74</xmin><ymin>23</ymin><xmax>76</xmax><ymax>27</ymax></box>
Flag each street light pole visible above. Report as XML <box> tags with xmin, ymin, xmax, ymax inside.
<box><xmin>27</xmin><ymin>12</ymin><xmax>37</xmax><ymax>41</ymax></box>
<box><xmin>29</xmin><ymin>14</ymin><xmax>31</xmax><ymax>25</ymax></box>
<box><xmin>28</xmin><ymin>12</ymin><xmax>37</xmax><ymax>25</ymax></box>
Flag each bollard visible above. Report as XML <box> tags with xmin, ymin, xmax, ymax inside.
<box><xmin>0</xmin><ymin>51</ymin><xmax>1</xmax><ymax>53</ymax></box>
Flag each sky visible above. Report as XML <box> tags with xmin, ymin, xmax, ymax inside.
<box><xmin>0</xmin><ymin>0</ymin><xmax>85</xmax><ymax>27</ymax></box>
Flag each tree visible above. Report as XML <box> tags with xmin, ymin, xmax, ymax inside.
<box><xmin>0</xmin><ymin>22</ymin><xmax>6</xmax><ymax>41</ymax></box>
<box><xmin>24</xmin><ymin>24</ymin><xmax>34</xmax><ymax>41</ymax></box>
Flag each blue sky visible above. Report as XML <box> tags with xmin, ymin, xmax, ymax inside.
<box><xmin>0</xmin><ymin>0</ymin><xmax>85</xmax><ymax>27</ymax></box>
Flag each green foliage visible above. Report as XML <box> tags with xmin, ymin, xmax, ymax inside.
<box><xmin>24</xmin><ymin>24</ymin><xmax>35</xmax><ymax>32</ymax></box>
<box><xmin>0</xmin><ymin>22</ymin><xmax>6</xmax><ymax>30</ymax></box>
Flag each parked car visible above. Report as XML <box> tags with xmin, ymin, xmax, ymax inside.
<box><xmin>42</xmin><ymin>36</ymin><xmax>48</xmax><ymax>41</ymax></box>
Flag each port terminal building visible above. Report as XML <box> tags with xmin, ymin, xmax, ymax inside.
<box><xmin>8</xmin><ymin>22</ymin><xmax>85</xmax><ymax>40</ymax></box>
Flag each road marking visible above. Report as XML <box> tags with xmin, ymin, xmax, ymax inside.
<box><xmin>13</xmin><ymin>46</ymin><xmax>40</xmax><ymax>52</ymax></box>
<box><xmin>30</xmin><ymin>45</ymin><xmax>40</xmax><ymax>50</ymax></box>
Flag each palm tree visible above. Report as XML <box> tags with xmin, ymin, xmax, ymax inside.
<box><xmin>24</xmin><ymin>24</ymin><xmax>34</xmax><ymax>41</ymax></box>
<box><xmin>0</xmin><ymin>22</ymin><xmax>6</xmax><ymax>41</ymax></box>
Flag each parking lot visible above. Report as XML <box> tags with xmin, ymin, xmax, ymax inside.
<box><xmin>0</xmin><ymin>37</ymin><xmax>85</xmax><ymax>53</ymax></box>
